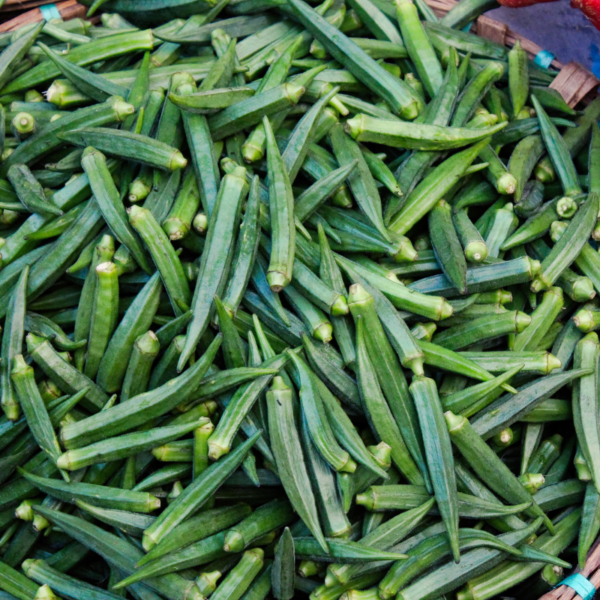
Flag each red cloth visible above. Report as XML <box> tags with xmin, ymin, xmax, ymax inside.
<box><xmin>497</xmin><ymin>0</ymin><xmax>558</xmax><ymax>8</ymax></box>
<box><xmin>497</xmin><ymin>0</ymin><xmax>600</xmax><ymax>30</ymax></box>
<box><xmin>571</xmin><ymin>0</ymin><xmax>600</xmax><ymax>29</ymax></box>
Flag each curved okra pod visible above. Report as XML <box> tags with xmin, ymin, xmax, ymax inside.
<box><xmin>83</xmin><ymin>261</ymin><xmax>119</xmax><ymax>381</ymax></box>
<box><xmin>452</xmin><ymin>62</ymin><xmax>505</xmax><ymax>128</ymax></box>
<box><xmin>326</xmin><ymin>498</ymin><xmax>433</xmax><ymax>587</ymax></box>
<box><xmin>470</xmin><ymin>367</ymin><xmax>590</xmax><ymax>440</ymax></box>
<box><xmin>287</xmin><ymin>350</ymin><xmax>355</xmax><ymax>474</ymax></box>
<box><xmin>263</xmin><ymin>116</ymin><xmax>296</xmax><ymax>292</ymax></box>
<box><xmin>318</xmin><ymin>225</ymin><xmax>356</xmax><ymax>368</ymax></box>
<box><xmin>526</xmin><ymin>434</ymin><xmax>562</xmax><ymax>476</ymax></box>
<box><xmin>329</xmin><ymin>124</ymin><xmax>389</xmax><ymax>243</ymax></box>
<box><xmin>501</xmin><ymin>196</ymin><xmax>571</xmax><ymax>251</ymax></box>
<box><xmin>61</xmin><ymin>127</ymin><xmax>187</xmax><ymax>171</ymax></box>
<box><xmin>572</xmin><ymin>333</ymin><xmax>600</xmax><ymax>494</ymax></box>
<box><xmin>336</xmin><ymin>254</ymin><xmax>452</xmax><ymax>320</ymax></box>
<box><xmin>283</xmin><ymin>86</ymin><xmax>341</xmax><ymax>185</ymax></box>
<box><xmin>445</xmin><ymin>411</ymin><xmax>554</xmax><ymax>532</ymax></box>
<box><xmin>349</xmin><ymin>284</ymin><xmax>428</xmax><ymax>484</ymax></box>
<box><xmin>302</xmin><ymin>335</ymin><xmax>360</xmax><ymax>409</ymax></box>
<box><xmin>224</xmin><ymin>499</ymin><xmax>295</xmax><ymax>552</ymax></box>
<box><xmin>483</xmin><ymin>203</ymin><xmax>518</xmax><ymax>257</ymax></box>
<box><xmin>25</xmin><ymin>345</ymin><xmax>100</xmax><ymax>422</ymax></box>
<box><xmin>120</xmin><ymin>331</ymin><xmax>160</xmax><ymax>403</ymax></box>
<box><xmin>267</xmin><ymin>376</ymin><xmax>328</xmax><ymax>553</ymax></box>
<box><xmin>82</xmin><ymin>148</ymin><xmax>152</xmax><ymax>274</ymax></box>
<box><xmin>221</xmin><ymin>175</ymin><xmax>261</xmax><ymax>315</ymax></box>
<box><xmin>58</xmin><ymin>420</ymin><xmax>206</xmax><ymax>471</ymax></box>
<box><xmin>60</xmin><ymin>334</ymin><xmax>222</xmax><ymax>449</ymax></box>
<box><xmin>300</xmin><ymin>416</ymin><xmax>352</xmax><ymax>539</ymax></box>
<box><xmin>177</xmin><ymin>166</ymin><xmax>248</xmax><ymax>370</ymax></box>
<box><xmin>11</xmin><ymin>354</ymin><xmax>63</xmax><ymax>473</ymax></box>
<box><xmin>429</xmin><ymin>200</ymin><xmax>467</xmax><ymax>294</ymax></box>
<box><xmin>441</xmin><ymin>365</ymin><xmax>523</xmax><ymax>415</ymax></box>
<box><xmin>162</xmin><ymin>168</ymin><xmax>201</xmax><ymax>241</ymax></box>
<box><xmin>19</xmin><ymin>469</ymin><xmax>160</xmax><ymax>513</ymax></box>
<box><xmin>378</xmin><ymin>527</ymin><xmax>523</xmax><ymax>600</ymax></box>
<box><xmin>24</xmin><ymin>312</ymin><xmax>85</xmax><ymax>352</ymax></box>
<box><xmin>38</xmin><ymin>42</ymin><xmax>129</xmax><ymax>103</ymax></box>
<box><xmin>141</xmin><ymin>431</ymin><xmax>261</xmax><ymax>553</ymax></box>
<box><xmin>409</xmin><ymin>376</ymin><xmax>460</xmax><ymax>562</ymax></box>
<box><xmin>395</xmin><ymin>0</ymin><xmax>443</xmax><ymax>97</ymax></box>
<box><xmin>532</xmin><ymin>94</ymin><xmax>582</xmax><ymax>199</ymax></box>
<box><xmin>389</xmin><ymin>138</ymin><xmax>490</xmax><ymax>235</ymax></box>
<box><xmin>512</xmin><ymin>287</ymin><xmax>563</xmax><ymax>352</ymax></box>
<box><xmin>206</xmin><ymin>353</ymin><xmax>283</xmax><ymax>460</ymax></box>
<box><xmin>355</xmin><ymin>317</ymin><xmax>425</xmax><ymax>488</ymax></box>
<box><xmin>508</xmin><ymin>40</ymin><xmax>528</xmax><ymax>118</ymax></box>
<box><xmin>320</xmin><ymin>205</ymin><xmax>415</xmax><ymax>262</ymax></box>
<box><xmin>1</xmin><ymin>266</ymin><xmax>28</xmax><ymax>421</ymax></box>
<box><xmin>531</xmin><ymin>192</ymin><xmax>600</xmax><ymax>292</ymax></box>
<box><xmin>96</xmin><ymin>272</ymin><xmax>161</xmax><ymax>393</ymax></box>
<box><xmin>433</xmin><ymin>311</ymin><xmax>531</xmax><ymax>351</ymax></box>
<box><xmin>346</xmin><ymin>114</ymin><xmax>505</xmax><ymax>151</ymax></box>
<box><xmin>295</xmin><ymin>161</ymin><xmax>358</xmax><ymax>224</ymax></box>
<box><xmin>208</xmin><ymin>83</ymin><xmax>305</xmax><ymax>141</ymax></box>
<box><xmin>453</xmin><ymin>208</ymin><xmax>489</xmax><ymax>264</ymax></box>
<box><xmin>129</xmin><ymin>205</ymin><xmax>191</xmax><ymax>317</ymax></box>
<box><xmin>509</xmin><ymin>135</ymin><xmax>545</xmax><ymax>202</ymax></box>
<box><xmin>7</xmin><ymin>165</ymin><xmax>63</xmax><ymax>217</ymax></box>
<box><xmin>137</xmin><ymin>503</ymin><xmax>250</xmax><ymax>567</ymax></box>
<box><xmin>529</xmin><ymin>238</ymin><xmax>595</xmax><ymax>302</ymax></box>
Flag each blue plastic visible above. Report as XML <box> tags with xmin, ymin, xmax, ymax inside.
<box><xmin>557</xmin><ymin>573</ymin><xmax>596</xmax><ymax>600</ymax></box>
<box><xmin>534</xmin><ymin>50</ymin><xmax>555</xmax><ymax>69</ymax></box>
<box><xmin>39</xmin><ymin>4</ymin><xmax>62</xmax><ymax>21</ymax></box>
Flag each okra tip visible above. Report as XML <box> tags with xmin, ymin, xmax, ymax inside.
<box><xmin>465</xmin><ymin>241</ymin><xmax>488</xmax><ymax>263</ymax></box>
<box><xmin>355</xmin><ymin>490</ymin><xmax>374</xmax><ymax>510</ymax></box>
<box><xmin>497</xmin><ymin>173</ymin><xmax>517</xmax><ymax>195</ymax></box>
<box><xmin>266</xmin><ymin>267</ymin><xmax>290</xmax><ymax>292</ymax></box>
<box><xmin>439</xmin><ymin>300</ymin><xmax>454</xmax><ymax>320</ymax></box>
<box><xmin>223</xmin><ymin>530</ymin><xmax>245</xmax><ymax>553</ymax></box>
<box><xmin>34</xmin><ymin>584</ymin><xmax>58</xmax><ymax>600</ymax></box>
<box><xmin>169</xmin><ymin>150</ymin><xmax>188</xmax><ymax>171</ymax></box>
<box><xmin>515</xmin><ymin>311</ymin><xmax>531</xmax><ymax>333</ymax></box>
<box><xmin>113</xmin><ymin>98</ymin><xmax>136</xmax><ymax>121</ymax></box>
<box><xmin>314</xmin><ymin>322</ymin><xmax>333</xmax><ymax>344</ymax></box>
<box><xmin>556</xmin><ymin>196</ymin><xmax>578</xmax><ymax>218</ymax></box>
<box><xmin>347</xmin><ymin>283</ymin><xmax>371</xmax><ymax>306</ymax></box>
<box><xmin>344</xmin><ymin>114</ymin><xmax>364</xmax><ymax>140</ymax></box>
<box><xmin>331</xmin><ymin>295</ymin><xmax>349</xmax><ymax>316</ymax></box>
<box><xmin>444</xmin><ymin>410</ymin><xmax>466</xmax><ymax>432</ymax></box>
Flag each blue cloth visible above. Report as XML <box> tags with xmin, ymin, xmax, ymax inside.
<box><xmin>558</xmin><ymin>573</ymin><xmax>596</xmax><ymax>600</ymax></box>
<box><xmin>39</xmin><ymin>4</ymin><xmax>62</xmax><ymax>21</ymax></box>
<box><xmin>534</xmin><ymin>49</ymin><xmax>555</xmax><ymax>69</ymax></box>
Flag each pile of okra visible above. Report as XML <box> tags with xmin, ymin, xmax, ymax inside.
<box><xmin>0</xmin><ymin>0</ymin><xmax>600</xmax><ymax>599</ymax></box>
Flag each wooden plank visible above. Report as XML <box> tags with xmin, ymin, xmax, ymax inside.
<box><xmin>550</xmin><ymin>61</ymin><xmax>600</xmax><ymax>107</ymax></box>
<box><xmin>476</xmin><ymin>15</ymin><xmax>508</xmax><ymax>45</ymax></box>
<box><xmin>0</xmin><ymin>0</ymin><xmax>86</xmax><ymax>32</ymax></box>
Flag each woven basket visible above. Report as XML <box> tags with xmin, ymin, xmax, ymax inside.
<box><xmin>0</xmin><ymin>0</ymin><xmax>598</xmax><ymax>596</ymax></box>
